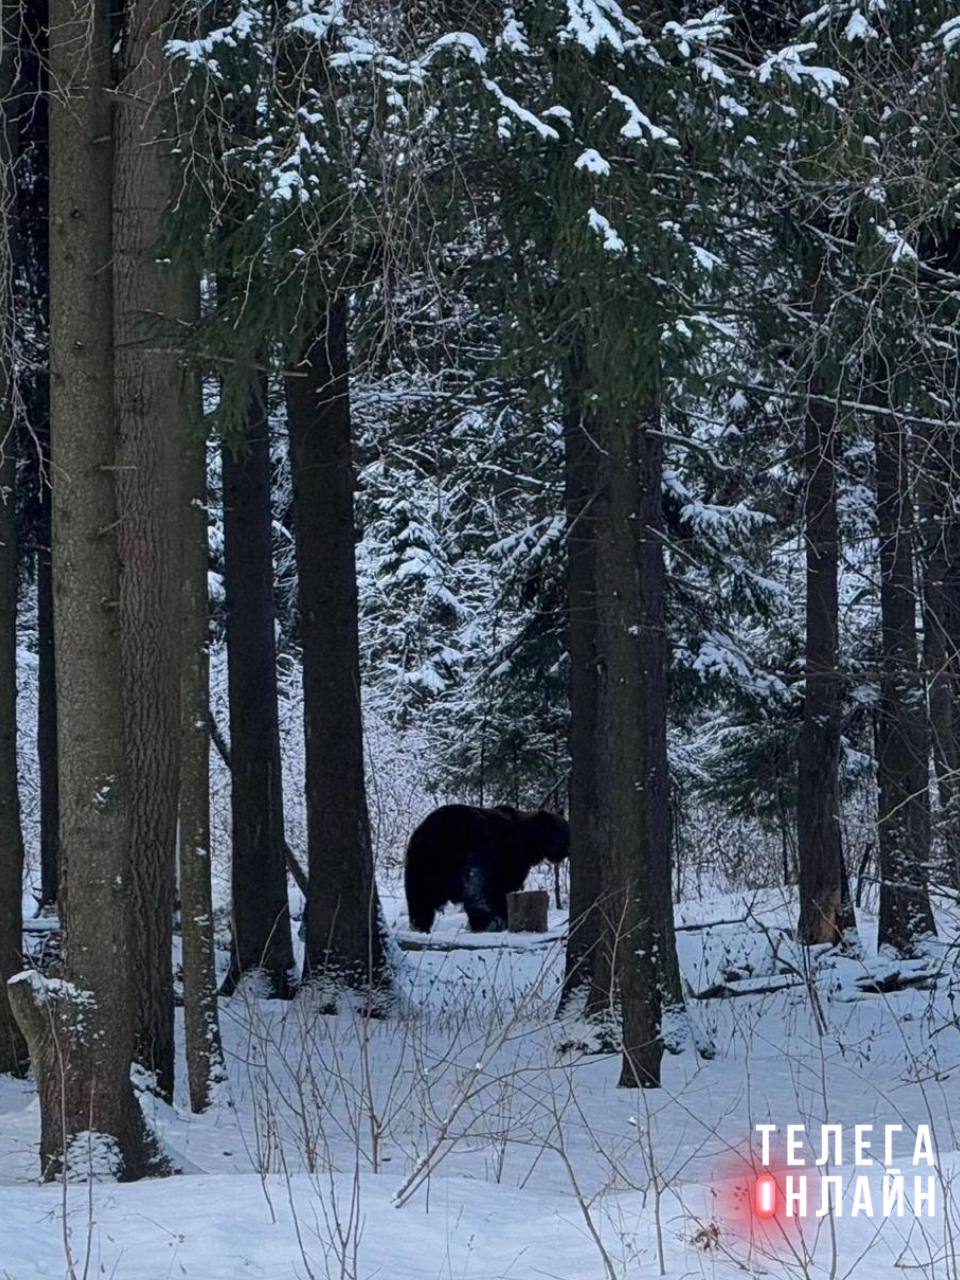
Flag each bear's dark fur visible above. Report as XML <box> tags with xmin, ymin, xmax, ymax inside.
<box><xmin>404</xmin><ymin>803</ymin><xmax>569</xmax><ymax>933</ymax></box>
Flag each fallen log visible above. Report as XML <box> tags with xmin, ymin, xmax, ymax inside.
<box><xmin>692</xmin><ymin>973</ymin><xmax>803</xmax><ymax>1000</ymax></box>
<box><xmin>397</xmin><ymin>932</ymin><xmax>563</xmax><ymax>953</ymax></box>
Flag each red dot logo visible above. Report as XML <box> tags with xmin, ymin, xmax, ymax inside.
<box><xmin>756</xmin><ymin>1174</ymin><xmax>777</xmax><ymax>1218</ymax></box>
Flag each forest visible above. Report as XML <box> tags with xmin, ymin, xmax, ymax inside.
<box><xmin>2</xmin><ymin>1</ymin><xmax>960</xmax><ymax>1277</ymax></box>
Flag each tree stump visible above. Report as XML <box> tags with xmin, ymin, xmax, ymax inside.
<box><xmin>507</xmin><ymin>890</ymin><xmax>549</xmax><ymax>933</ymax></box>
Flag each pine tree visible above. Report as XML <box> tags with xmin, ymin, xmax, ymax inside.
<box><xmin>0</xmin><ymin>0</ymin><xmax>27</xmax><ymax>1077</ymax></box>
<box><xmin>558</xmin><ymin>356</ymin><xmax>605</xmax><ymax>1013</ymax></box>
<box><xmin>287</xmin><ymin>299</ymin><xmax>390</xmax><ymax>1003</ymax></box>
<box><xmin>9</xmin><ymin>0</ymin><xmax>163</xmax><ymax>1176</ymax></box>
<box><xmin>113</xmin><ymin>0</ymin><xmax>184</xmax><ymax>1102</ymax></box>
<box><xmin>178</xmin><ymin>282</ymin><xmax>226</xmax><ymax>1111</ymax></box>
<box><xmin>796</xmin><ymin>284</ymin><xmax>855</xmax><ymax>947</ymax></box>
<box><xmin>876</xmin><ymin>412</ymin><xmax>936</xmax><ymax>954</ymax></box>
<box><xmin>221</xmin><ymin>395</ymin><xmax>296</xmax><ymax>998</ymax></box>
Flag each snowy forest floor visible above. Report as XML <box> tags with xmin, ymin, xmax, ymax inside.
<box><xmin>3</xmin><ymin>882</ymin><xmax>960</xmax><ymax>1278</ymax></box>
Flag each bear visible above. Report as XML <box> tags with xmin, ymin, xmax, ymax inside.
<box><xmin>404</xmin><ymin>803</ymin><xmax>569</xmax><ymax>933</ymax></box>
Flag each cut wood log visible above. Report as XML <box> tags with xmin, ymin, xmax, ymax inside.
<box><xmin>507</xmin><ymin>889</ymin><xmax>549</xmax><ymax>933</ymax></box>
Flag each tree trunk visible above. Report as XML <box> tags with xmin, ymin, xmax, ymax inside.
<box><xmin>918</xmin><ymin>425</ymin><xmax>960</xmax><ymax>884</ymax></box>
<box><xmin>0</xmin><ymin>429</ymin><xmax>25</xmax><ymax>1078</ymax></box>
<box><xmin>589</xmin><ymin>406</ymin><xmax>665</xmax><ymax>1088</ymax></box>
<box><xmin>558</xmin><ymin>389</ymin><xmax>608</xmax><ymax>1017</ymax></box>
<box><xmin>37</xmin><ymin>464</ymin><xmax>59</xmax><ymax>910</ymax></box>
<box><xmin>113</xmin><ymin>0</ymin><xmax>182</xmax><ymax>1102</ymax></box>
<box><xmin>178</xmin><ymin>287</ymin><xmax>225</xmax><ymax>1111</ymax></box>
<box><xmin>875</xmin><ymin>416</ymin><xmax>936</xmax><ymax>955</ymax></box>
<box><xmin>221</xmin><ymin>386</ymin><xmax>295</xmax><ymax>999</ymax></box>
<box><xmin>285</xmin><ymin>299</ymin><xmax>389</xmax><ymax>1006</ymax></box>
<box><xmin>10</xmin><ymin>0</ymin><xmax>163</xmax><ymax>1178</ymax></box>
<box><xmin>0</xmin><ymin>0</ymin><xmax>27</xmax><ymax>1077</ymax></box>
<box><xmin>796</xmin><ymin>387</ymin><xmax>855</xmax><ymax>946</ymax></box>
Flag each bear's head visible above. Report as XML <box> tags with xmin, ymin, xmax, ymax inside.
<box><xmin>521</xmin><ymin>809</ymin><xmax>570</xmax><ymax>865</ymax></box>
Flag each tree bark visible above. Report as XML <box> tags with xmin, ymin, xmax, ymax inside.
<box><xmin>559</xmin><ymin>399</ymin><xmax>609</xmax><ymax>1016</ymax></box>
<box><xmin>0</xmin><ymin>428</ymin><xmax>25</xmax><ymax>1077</ymax></box>
<box><xmin>0</xmin><ymin>0</ymin><xmax>27</xmax><ymax>1077</ymax></box>
<box><xmin>10</xmin><ymin>0</ymin><xmax>163</xmax><ymax>1178</ymax></box>
<box><xmin>178</xmin><ymin>286</ymin><xmax>225</xmax><ymax>1111</ymax></box>
<box><xmin>796</xmin><ymin>387</ymin><xmax>855</xmax><ymax>946</ymax></box>
<box><xmin>588</xmin><ymin>406</ymin><xmax>665</xmax><ymax>1088</ymax></box>
<box><xmin>221</xmin><ymin>386</ymin><xmax>295</xmax><ymax>998</ymax></box>
<box><xmin>113</xmin><ymin>0</ymin><xmax>182</xmax><ymax>1102</ymax></box>
<box><xmin>37</xmin><ymin>462</ymin><xmax>59</xmax><ymax>910</ymax></box>
<box><xmin>285</xmin><ymin>299</ymin><xmax>389</xmax><ymax>1005</ymax></box>
<box><xmin>918</xmin><ymin>425</ymin><xmax>960</xmax><ymax>884</ymax></box>
<box><xmin>875</xmin><ymin>416</ymin><xmax>936</xmax><ymax>955</ymax></box>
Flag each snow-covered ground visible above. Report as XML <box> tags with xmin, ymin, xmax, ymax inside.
<box><xmin>3</xmin><ymin>884</ymin><xmax>960</xmax><ymax>1279</ymax></box>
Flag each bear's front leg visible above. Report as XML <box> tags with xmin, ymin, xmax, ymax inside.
<box><xmin>464</xmin><ymin>892</ymin><xmax>507</xmax><ymax>932</ymax></box>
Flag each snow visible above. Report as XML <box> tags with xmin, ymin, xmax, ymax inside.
<box><xmin>587</xmin><ymin>207</ymin><xmax>627</xmax><ymax>254</ymax></box>
<box><xmin>876</xmin><ymin>219</ymin><xmax>918</xmax><ymax>264</ymax></box>
<box><xmin>285</xmin><ymin>0</ymin><xmax>346</xmax><ymax>42</ymax></box>
<box><xmin>561</xmin><ymin>0</ymin><xmax>640</xmax><ymax>55</ymax></box>
<box><xmin>663</xmin><ymin>9</ymin><xmax>732</xmax><ymax>55</ymax></box>
<box><xmin>574</xmin><ymin>147</ymin><xmax>611</xmax><ymax>176</ymax></box>
<box><xmin>166</xmin><ymin>8</ymin><xmax>259</xmax><ymax>69</ymax></box>
<box><xmin>63</xmin><ymin>1131</ymin><xmax>124</xmax><ymax>1182</ymax></box>
<box><xmin>482</xmin><ymin>79</ymin><xmax>560</xmax><ymax>141</ymax></box>
<box><xmin>422</xmin><ymin>31</ymin><xmax>487</xmax><ymax>67</ymax></box>
<box><xmin>498</xmin><ymin>14</ymin><xmax>530</xmax><ymax>56</ymax></box>
<box><xmin>4</xmin><ymin>884</ymin><xmax>960</xmax><ymax>1277</ymax></box>
<box><xmin>844</xmin><ymin>10</ymin><xmax>878</xmax><ymax>42</ymax></box>
<box><xmin>936</xmin><ymin>15</ymin><xmax>960</xmax><ymax>53</ymax></box>
<box><xmin>756</xmin><ymin>44</ymin><xmax>849</xmax><ymax>100</ymax></box>
<box><xmin>691</xmin><ymin>244</ymin><xmax>722</xmax><ymax>272</ymax></box>
<box><xmin>608</xmin><ymin>83</ymin><xmax>679</xmax><ymax>148</ymax></box>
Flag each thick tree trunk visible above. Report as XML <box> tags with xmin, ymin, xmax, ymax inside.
<box><xmin>10</xmin><ymin>0</ymin><xmax>162</xmax><ymax>1178</ymax></box>
<box><xmin>918</xmin><ymin>425</ymin><xmax>960</xmax><ymax>884</ymax></box>
<box><xmin>0</xmin><ymin>0</ymin><xmax>27</xmax><ymax>1077</ymax></box>
<box><xmin>113</xmin><ymin>0</ymin><xmax>182</xmax><ymax>1102</ymax></box>
<box><xmin>875</xmin><ymin>417</ymin><xmax>936</xmax><ymax>955</ymax></box>
<box><xmin>797</xmin><ymin>390</ymin><xmax>855</xmax><ymax>946</ymax></box>
<box><xmin>178</xmin><ymin>297</ymin><xmax>225</xmax><ymax>1111</ymax></box>
<box><xmin>285</xmin><ymin>299</ymin><xmax>389</xmax><ymax>1005</ymax></box>
<box><xmin>588</xmin><ymin>406</ymin><xmax>665</xmax><ymax>1088</ymax></box>
<box><xmin>558</xmin><ymin>401</ymin><xmax>607</xmax><ymax>1016</ymax></box>
<box><xmin>221</xmin><ymin>387</ymin><xmax>295</xmax><ymax>998</ymax></box>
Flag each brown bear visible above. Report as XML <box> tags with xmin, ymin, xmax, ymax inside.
<box><xmin>404</xmin><ymin>803</ymin><xmax>569</xmax><ymax>932</ymax></box>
